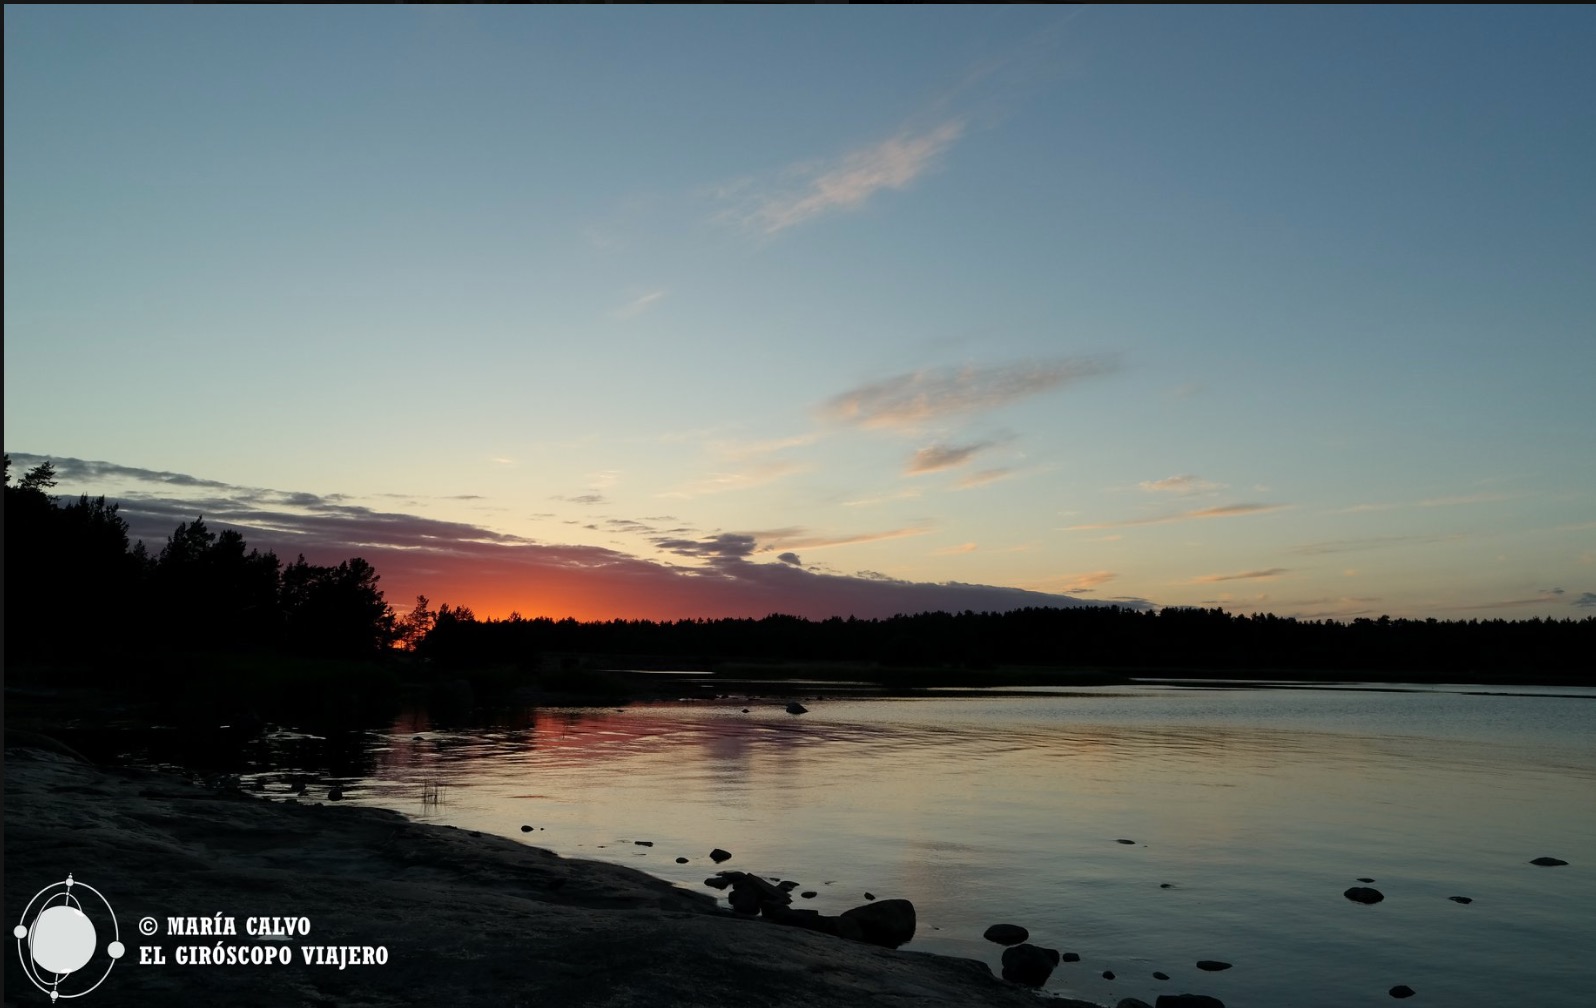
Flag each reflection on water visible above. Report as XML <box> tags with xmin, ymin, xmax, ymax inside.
<box><xmin>240</xmin><ymin>684</ymin><xmax>1595</xmax><ymax>1008</ymax></box>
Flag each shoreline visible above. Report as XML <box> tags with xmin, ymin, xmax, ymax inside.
<box><xmin>4</xmin><ymin>744</ymin><xmax>1105</xmax><ymax>1008</ymax></box>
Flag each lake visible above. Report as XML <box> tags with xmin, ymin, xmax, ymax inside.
<box><xmin>240</xmin><ymin>681</ymin><xmax>1596</xmax><ymax>1008</ymax></box>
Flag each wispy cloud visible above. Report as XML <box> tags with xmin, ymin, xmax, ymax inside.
<box><xmin>1464</xmin><ymin>591</ymin><xmax>1576</xmax><ymax>610</ymax></box>
<box><xmin>1340</xmin><ymin>492</ymin><xmax>1512</xmax><ymax>514</ymax></box>
<box><xmin>1190</xmin><ymin>568</ymin><xmax>1290</xmax><ymax>584</ymax></box>
<box><xmin>840</xmin><ymin>487</ymin><xmax>923</xmax><ymax>508</ymax></box>
<box><xmin>751</xmin><ymin>525</ymin><xmax>932</xmax><ymax>553</ymax></box>
<box><xmin>732</xmin><ymin>120</ymin><xmax>964</xmax><ymax>234</ymax></box>
<box><xmin>822</xmin><ymin>357</ymin><xmax>1115</xmax><ymax>431</ymax></box>
<box><xmin>934</xmin><ymin>542</ymin><xmax>979</xmax><ymax>556</ymax></box>
<box><xmin>612</xmin><ymin>288</ymin><xmax>666</xmax><ymax>320</ymax></box>
<box><xmin>658</xmin><ymin>461</ymin><xmax>805</xmax><ymax>499</ymax></box>
<box><xmin>1573</xmin><ymin>592</ymin><xmax>1596</xmax><ymax>608</ymax></box>
<box><xmin>1290</xmin><ymin>534</ymin><xmax>1465</xmax><ymax>556</ymax></box>
<box><xmin>1139</xmin><ymin>474</ymin><xmax>1225</xmax><ymax>496</ymax></box>
<box><xmin>955</xmin><ymin>467</ymin><xmax>1018</xmax><ymax>490</ymax></box>
<box><xmin>1064</xmin><ymin>502</ymin><xmax>1289</xmax><ymax>531</ymax></box>
<box><xmin>1032</xmin><ymin>570</ymin><xmax>1117</xmax><ymax>594</ymax></box>
<box><xmin>906</xmin><ymin>440</ymin><xmax>998</xmax><ymax>475</ymax></box>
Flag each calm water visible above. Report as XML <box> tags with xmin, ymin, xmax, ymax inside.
<box><xmin>244</xmin><ymin>682</ymin><xmax>1596</xmax><ymax>1008</ymax></box>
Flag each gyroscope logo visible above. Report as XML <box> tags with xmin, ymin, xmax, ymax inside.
<box><xmin>13</xmin><ymin>874</ymin><xmax>125</xmax><ymax>1001</ymax></box>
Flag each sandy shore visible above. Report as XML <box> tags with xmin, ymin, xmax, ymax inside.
<box><xmin>4</xmin><ymin>744</ymin><xmax>1104</xmax><ymax>1008</ymax></box>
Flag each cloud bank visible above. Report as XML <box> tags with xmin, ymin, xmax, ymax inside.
<box><xmin>19</xmin><ymin>454</ymin><xmax>1121</xmax><ymax>622</ymax></box>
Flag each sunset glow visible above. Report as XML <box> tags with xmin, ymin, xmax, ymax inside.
<box><xmin>6</xmin><ymin>6</ymin><xmax>1593</xmax><ymax>623</ymax></box>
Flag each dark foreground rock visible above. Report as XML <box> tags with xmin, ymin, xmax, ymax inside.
<box><xmin>4</xmin><ymin>749</ymin><xmax>1097</xmax><ymax>1008</ymax></box>
<box><xmin>840</xmin><ymin>898</ymin><xmax>917</xmax><ymax>948</ymax></box>
<box><xmin>1000</xmin><ymin>942</ymin><xmax>1060</xmax><ymax>987</ymax></box>
<box><xmin>1156</xmin><ymin>996</ymin><xmax>1226</xmax><ymax>1008</ymax></box>
<box><xmin>1344</xmin><ymin>886</ymin><xmax>1384</xmax><ymax>904</ymax></box>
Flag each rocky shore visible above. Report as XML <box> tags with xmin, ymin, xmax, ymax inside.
<box><xmin>4</xmin><ymin>744</ymin><xmax>1107</xmax><ymax>1008</ymax></box>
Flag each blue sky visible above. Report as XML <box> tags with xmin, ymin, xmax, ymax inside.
<box><xmin>7</xmin><ymin>5</ymin><xmax>1594</xmax><ymax>621</ymax></box>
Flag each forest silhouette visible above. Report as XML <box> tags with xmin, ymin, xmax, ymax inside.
<box><xmin>6</xmin><ymin>456</ymin><xmax>1592</xmax><ymax>688</ymax></box>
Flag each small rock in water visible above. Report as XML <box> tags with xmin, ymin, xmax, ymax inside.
<box><xmin>777</xmin><ymin>880</ymin><xmax>800</xmax><ymax>892</ymax></box>
<box><xmin>741</xmin><ymin>708</ymin><xmax>750</xmax><ymax>713</ymax></box>
<box><xmin>1357</xmin><ymin>877</ymin><xmax>1376</xmax><ymax>883</ymax></box>
<box><xmin>786</xmin><ymin>702</ymin><xmax>809</xmax><ymax>715</ymax></box>
<box><xmin>710</xmin><ymin>848</ymin><xmax>733</xmax><ymax>863</ymax></box>
<box><xmin>704</xmin><ymin>876</ymin><xmax>733</xmax><ymax>890</ymax></box>
<box><xmin>863</xmin><ymin>892</ymin><xmax>875</xmax><ymax>900</ymax></box>
<box><xmin>1062</xmin><ymin>952</ymin><xmax>1081</xmax><ymax>962</ymax></box>
<box><xmin>1448</xmin><ymin>896</ymin><xmax>1472</xmax><ymax>904</ymax></box>
<box><xmin>1389</xmin><ymin>985</ymin><xmax>1416</xmax><ymax>999</ymax></box>
<box><xmin>1103</xmin><ymin>970</ymin><xmax>1116</xmax><ymax>979</ymax></box>
<box><xmin>1529</xmin><ymin>857</ymin><xmax>1568</xmax><ymax>866</ymax></box>
<box><xmin>1195</xmin><ymin>960</ymin><xmax>1231</xmax><ymax>972</ymax></box>
<box><xmin>1000</xmin><ymin>943</ymin><xmax>1061</xmax><ymax>988</ymax></box>
<box><xmin>983</xmin><ymin>924</ymin><xmax>1030</xmax><ymax>946</ymax></box>
<box><xmin>1344</xmin><ymin>886</ymin><xmax>1384</xmax><ymax>904</ymax></box>
<box><xmin>521</xmin><ymin>825</ymin><xmax>533</xmax><ymax>832</ymax></box>
<box><xmin>1153</xmin><ymin>971</ymin><xmax>1170</xmax><ymax>980</ymax></box>
<box><xmin>634</xmin><ymin>840</ymin><xmax>653</xmax><ymax>846</ymax></box>
<box><xmin>1160</xmin><ymin>883</ymin><xmax>1174</xmax><ymax>888</ymax></box>
<box><xmin>327</xmin><ymin>787</ymin><xmax>343</xmax><ymax>801</ymax></box>
<box><xmin>800</xmin><ymin>891</ymin><xmax>817</xmax><ymax>899</ymax></box>
<box><xmin>676</xmin><ymin>857</ymin><xmax>689</xmax><ymax>864</ymax></box>
<box><xmin>1117</xmin><ymin>838</ymin><xmax>1136</xmax><ymax>845</ymax></box>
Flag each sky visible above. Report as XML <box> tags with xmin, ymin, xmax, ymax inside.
<box><xmin>6</xmin><ymin>5</ymin><xmax>1595</xmax><ymax>623</ymax></box>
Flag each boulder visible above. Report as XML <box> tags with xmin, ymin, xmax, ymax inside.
<box><xmin>1529</xmin><ymin>857</ymin><xmax>1568</xmax><ymax>866</ymax></box>
<box><xmin>1195</xmin><ymin>960</ymin><xmax>1231</xmax><ymax>971</ymax></box>
<box><xmin>710</xmin><ymin>848</ymin><xmax>733</xmax><ymax>863</ymax></box>
<box><xmin>786</xmin><ymin>703</ymin><xmax>809</xmax><ymax>715</ymax></box>
<box><xmin>1448</xmin><ymin>896</ymin><xmax>1472</xmax><ymax>904</ymax></box>
<box><xmin>1001</xmin><ymin>943</ymin><xmax>1060</xmax><ymax>987</ymax></box>
<box><xmin>1389</xmin><ymin>985</ymin><xmax>1415</xmax><ymax>998</ymax></box>
<box><xmin>839</xmin><ymin>898</ymin><xmax>916</xmax><ymax>948</ymax></box>
<box><xmin>720</xmin><ymin>871</ymin><xmax>791</xmax><ymax>916</ymax></box>
<box><xmin>983</xmin><ymin>923</ymin><xmax>1029</xmax><ymax>946</ymax></box>
<box><xmin>1344</xmin><ymin>886</ymin><xmax>1384</xmax><ymax>904</ymax></box>
<box><xmin>1062</xmin><ymin>952</ymin><xmax>1081</xmax><ymax>962</ymax></box>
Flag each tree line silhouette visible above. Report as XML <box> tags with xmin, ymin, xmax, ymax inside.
<box><xmin>5</xmin><ymin>457</ymin><xmax>394</xmax><ymax>662</ymax></box>
<box><xmin>413</xmin><ymin>603</ymin><xmax>1593</xmax><ymax>683</ymax></box>
<box><xmin>7</xmin><ymin>455</ymin><xmax>1592</xmax><ymax>685</ymax></box>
